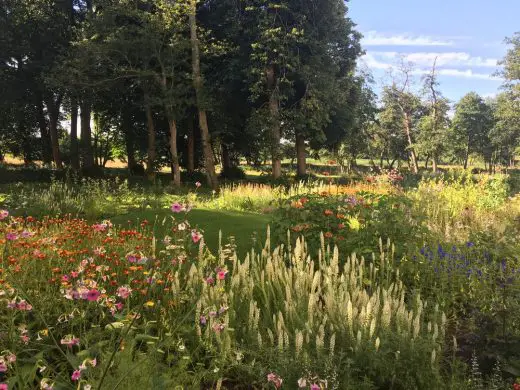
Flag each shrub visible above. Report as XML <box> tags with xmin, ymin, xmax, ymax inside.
<box><xmin>219</xmin><ymin>166</ymin><xmax>247</xmax><ymax>181</ymax></box>
<box><xmin>271</xmin><ymin>191</ymin><xmax>425</xmax><ymax>259</ymax></box>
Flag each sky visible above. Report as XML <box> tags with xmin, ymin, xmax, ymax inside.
<box><xmin>348</xmin><ymin>0</ymin><xmax>519</xmax><ymax>103</ymax></box>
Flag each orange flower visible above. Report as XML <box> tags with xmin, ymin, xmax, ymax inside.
<box><xmin>324</xmin><ymin>209</ymin><xmax>334</xmax><ymax>216</ymax></box>
<box><xmin>336</xmin><ymin>213</ymin><xmax>345</xmax><ymax>219</ymax></box>
<box><xmin>324</xmin><ymin>232</ymin><xmax>333</xmax><ymax>238</ymax></box>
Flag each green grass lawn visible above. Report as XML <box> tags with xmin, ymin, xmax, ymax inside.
<box><xmin>111</xmin><ymin>207</ymin><xmax>272</xmax><ymax>256</ymax></box>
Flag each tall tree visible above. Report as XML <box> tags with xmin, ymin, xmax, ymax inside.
<box><xmin>417</xmin><ymin>60</ymin><xmax>450</xmax><ymax>172</ymax></box>
<box><xmin>189</xmin><ymin>0</ymin><xmax>219</xmax><ymax>189</ymax></box>
<box><xmin>451</xmin><ymin>92</ymin><xmax>493</xmax><ymax>169</ymax></box>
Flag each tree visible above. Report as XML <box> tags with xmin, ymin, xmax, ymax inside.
<box><xmin>386</xmin><ymin>63</ymin><xmax>421</xmax><ymax>173</ymax></box>
<box><xmin>417</xmin><ymin>60</ymin><xmax>450</xmax><ymax>172</ymax></box>
<box><xmin>451</xmin><ymin>92</ymin><xmax>493</xmax><ymax>169</ymax></box>
<box><xmin>189</xmin><ymin>0</ymin><xmax>219</xmax><ymax>189</ymax></box>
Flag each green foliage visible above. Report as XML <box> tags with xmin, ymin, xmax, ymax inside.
<box><xmin>271</xmin><ymin>191</ymin><xmax>425</xmax><ymax>259</ymax></box>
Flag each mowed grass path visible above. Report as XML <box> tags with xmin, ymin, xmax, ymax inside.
<box><xmin>111</xmin><ymin>208</ymin><xmax>272</xmax><ymax>256</ymax></box>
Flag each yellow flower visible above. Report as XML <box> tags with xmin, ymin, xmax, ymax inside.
<box><xmin>144</xmin><ymin>301</ymin><xmax>155</xmax><ymax>307</ymax></box>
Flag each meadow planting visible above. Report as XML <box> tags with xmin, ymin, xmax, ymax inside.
<box><xmin>0</xmin><ymin>168</ymin><xmax>520</xmax><ymax>389</ymax></box>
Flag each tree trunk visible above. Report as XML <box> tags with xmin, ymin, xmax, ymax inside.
<box><xmin>295</xmin><ymin>133</ymin><xmax>306</xmax><ymax>176</ymax></box>
<box><xmin>187</xmin><ymin>118</ymin><xmax>195</xmax><ymax>173</ymax></box>
<box><xmin>38</xmin><ymin>101</ymin><xmax>53</xmax><ymax>166</ymax></box>
<box><xmin>432</xmin><ymin>156</ymin><xmax>438</xmax><ymax>173</ymax></box>
<box><xmin>403</xmin><ymin>112</ymin><xmax>418</xmax><ymax>173</ymax></box>
<box><xmin>80</xmin><ymin>102</ymin><xmax>94</xmax><ymax>169</ymax></box>
<box><xmin>122</xmin><ymin>111</ymin><xmax>137</xmax><ymax>171</ymax></box>
<box><xmin>168</xmin><ymin>117</ymin><xmax>181</xmax><ymax>187</ymax></box>
<box><xmin>46</xmin><ymin>97</ymin><xmax>63</xmax><ymax>169</ymax></box>
<box><xmin>425</xmin><ymin>156</ymin><xmax>430</xmax><ymax>170</ymax></box>
<box><xmin>221</xmin><ymin>143</ymin><xmax>232</xmax><ymax>172</ymax></box>
<box><xmin>70</xmin><ymin>101</ymin><xmax>79</xmax><ymax>169</ymax></box>
<box><xmin>189</xmin><ymin>0</ymin><xmax>218</xmax><ymax>189</ymax></box>
<box><xmin>145</xmin><ymin>100</ymin><xmax>156</xmax><ymax>181</ymax></box>
<box><xmin>266</xmin><ymin>65</ymin><xmax>281</xmax><ymax>179</ymax></box>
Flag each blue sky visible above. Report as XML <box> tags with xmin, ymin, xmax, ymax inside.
<box><xmin>348</xmin><ymin>0</ymin><xmax>518</xmax><ymax>103</ymax></box>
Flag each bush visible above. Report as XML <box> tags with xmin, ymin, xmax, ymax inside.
<box><xmin>271</xmin><ymin>191</ymin><xmax>425</xmax><ymax>259</ymax></box>
<box><xmin>219</xmin><ymin>166</ymin><xmax>247</xmax><ymax>181</ymax></box>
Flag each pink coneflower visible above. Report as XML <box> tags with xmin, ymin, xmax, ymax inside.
<box><xmin>127</xmin><ymin>254</ymin><xmax>137</xmax><ymax>263</ymax></box>
<box><xmin>86</xmin><ymin>289</ymin><xmax>101</xmax><ymax>302</ymax></box>
<box><xmin>0</xmin><ymin>383</ymin><xmax>8</xmax><ymax>390</ymax></box>
<box><xmin>5</xmin><ymin>233</ymin><xmax>18</xmax><ymax>241</ymax></box>
<box><xmin>0</xmin><ymin>210</ymin><xmax>9</xmax><ymax>220</ymax></box>
<box><xmin>60</xmin><ymin>337</ymin><xmax>80</xmax><ymax>347</ymax></box>
<box><xmin>115</xmin><ymin>302</ymin><xmax>124</xmax><ymax>311</ymax></box>
<box><xmin>92</xmin><ymin>223</ymin><xmax>107</xmax><ymax>232</ymax></box>
<box><xmin>16</xmin><ymin>300</ymin><xmax>32</xmax><ymax>311</ymax></box>
<box><xmin>0</xmin><ymin>362</ymin><xmax>7</xmax><ymax>373</ymax></box>
<box><xmin>116</xmin><ymin>286</ymin><xmax>132</xmax><ymax>299</ymax></box>
<box><xmin>20</xmin><ymin>230</ymin><xmax>33</xmax><ymax>238</ymax></box>
<box><xmin>212</xmin><ymin>323</ymin><xmax>225</xmax><ymax>333</ymax></box>
<box><xmin>191</xmin><ymin>230</ymin><xmax>202</xmax><ymax>244</ymax></box>
<box><xmin>93</xmin><ymin>247</ymin><xmax>105</xmax><ymax>256</ymax></box>
<box><xmin>267</xmin><ymin>373</ymin><xmax>283</xmax><ymax>389</ymax></box>
<box><xmin>310</xmin><ymin>384</ymin><xmax>320</xmax><ymax>390</ymax></box>
<box><xmin>217</xmin><ymin>270</ymin><xmax>228</xmax><ymax>281</ymax></box>
<box><xmin>71</xmin><ymin>370</ymin><xmax>82</xmax><ymax>381</ymax></box>
<box><xmin>171</xmin><ymin>202</ymin><xmax>183</xmax><ymax>213</ymax></box>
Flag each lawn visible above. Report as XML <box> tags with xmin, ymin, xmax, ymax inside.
<box><xmin>111</xmin><ymin>208</ymin><xmax>271</xmax><ymax>256</ymax></box>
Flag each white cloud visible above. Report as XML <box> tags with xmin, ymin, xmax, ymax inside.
<box><xmin>371</xmin><ymin>51</ymin><xmax>498</xmax><ymax>68</ymax></box>
<box><xmin>362</xmin><ymin>31</ymin><xmax>455</xmax><ymax>47</ymax></box>
<box><xmin>360</xmin><ymin>51</ymin><xmax>503</xmax><ymax>81</ymax></box>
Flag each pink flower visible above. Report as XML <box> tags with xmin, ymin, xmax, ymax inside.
<box><xmin>92</xmin><ymin>223</ymin><xmax>107</xmax><ymax>232</ymax></box>
<box><xmin>297</xmin><ymin>378</ymin><xmax>307</xmax><ymax>388</ymax></box>
<box><xmin>200</xmin><ymin>315</ymin><xmax>207</xmax><ymax>325</ymax></box>
<box><xmin>86</xmin><ymin>289</ymin><xmax>101</xmax><ymax>302</ymax></box>
<box><xmin>191</xmin><ymin>230</ymin><xmax>202</xmax><ymax>244</ymax></box>
<box><xmin>20</xmin><ymin>230</ymin><xmax>33</xmax><ymax>238</ymax></box>
<box><xmin>16</xmin><ymin>300</ymin><xmax>32</xmax><ymax>311</ymax></box>
<box><xmin>217</xmin><ymin>270</ymin><xmax>228</xmax><ymax>281</ymax></box>
<box><xmin>6</xmin><ymin>354</ymin><xmax>16</xmax><ymax>363</ymax></box>
<box><xmin>267</xmin><ymin>373</ymin><xmax>283</xmax><ymax>388</ymax></box>
<box><xmin>0</xmin><ymin>363</ymin><xmax>7</xmax><ymax>373</ymax></box>
<box><xmin>115</xmin><ymin>302</ymin><xmax>124</xmax><ymax>311</ymax></box>
<box><xmin>0</xmin><ymin>210</ymin><xmax>9</xmax><ymax>220</ymax></box>
<box><xmin>20</xmin><ymin>335</ymin><xmax>29</xmax><ymax>344</ymax></box>
<box><xmin>171</xmin><ymin>203</ymin><xmax>183</xmax><ymax>213</ymax></box>
<box><xmin>70</xmin><ymin>271</ymin><xmax>79</xmax><ymax>278</ymax></box>
<box><xmin>212</xmin><ymin>323</ymin><xmax>225</xmax><ymax>333</ymax></box>
<box><xmin>127</xmin><ymin>254</ymin><xmax>137</xmax><ymax>263</ymax></box>
<box><xmin>205</xmin><ymin>277</ymin><xmax>215</xmax><ymax>285</ymax></box>
<box><xmin>195</xmin><ymin>181</ymin><xmax>201</xmax><ymax>188</ymax></box>
<box><xmin>61</xmin><ymin>337</ymin><xmax>80</xmax><ymax>347</ymax></box>
<box><xmin>71</xmin><ymin>370</ymin><xmax>82</xmax><ymax>381</ymax></box>
<box><xmin>0</xmin><ymin>383</ymin><xmax>8</xmax><ymax>390</ymax></box>
<box><xmin>116</xmin><ymin>286</ymin><xmax>132</xmax><ymax>299</ymax></box>
<box><xmin>310</xmin><ymin>384</ymin><xmax>320</xmax><ymax>390</ymax></box>
<box><xmin>5</xmin><ymin>233</ymin><xmax>18</xmax><ymax>241</ymax></box>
